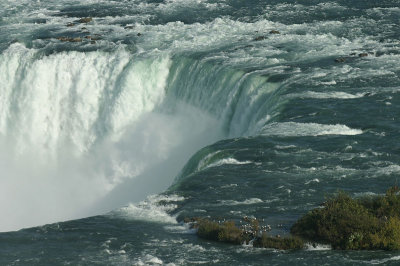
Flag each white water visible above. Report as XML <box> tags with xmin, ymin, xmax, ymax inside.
<box><xmin>0</xmin><ymin>44</ymin><xmax>223</xmax><ymax>231</ymax></box>
<box><xmin>206</xmin><ymin>158</ymin><xmax>253</xmax><ymax>169</ymax></box>
<box><xmin>261</xmin><ymin>122</ymin><xmax>363</xmax><ymax>137</ymax></box>
<box><xmin>111</xmin><ymin>194</ymin><xmax>184</xmax><ymax>224</ymax></box>
<box><xmin>286</xmin><ymin>91</ymin><xmax>365</xmax><ymax>99</ymax></box>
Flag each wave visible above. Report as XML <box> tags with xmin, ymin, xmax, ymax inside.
<box><xmin>369</xmin><ymin>256</ymin><xmax>400</xmax><ymax>265</ymax></box>
<box><xmin>261</xmin><ymin>122</ymin><xmax>363</xmax><ymax>137</ymax></box>
<box><xmin>305</xmin><ymin>243</ymin><xmax>331</xmax><ymax>251</ymax></box>
<box><xmin>216</xmin><ymin>198</ymin><xmax>272</xmax><ymax>206</ymax></box>
<box><xmin>206</xmin><ymin>158</ymin><xmax>253</xmax><ymax>169</ymax></box>
<box><xmin>134</xmin><ymin>254</ymin><xmax>165</xmax><ymax>266</ymax></box>
<box><xmin>286</xmin><ymin>91</ymin><xmax>365</xmax><ymax>99</ymax></box>
<box><xmin>110</xmin><ymin>194</ymin><xmax>183</xmax><ymax>224</ymax></box>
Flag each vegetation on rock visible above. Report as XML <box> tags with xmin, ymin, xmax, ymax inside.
<box><xmin>291</xmin><ymin>186</ymin><xmax>400</xmax><ymax>250</ymax></box>
<box><xmin>253</xmin><ymin>232</ymin><xmax>304</xmax><ymax>250</ymax></box>
<box><xmin>186</xmin><ymin>217</ymin><xmax>304</xmax><ymax>250</ymax></box>
<box><xmin>196</xmin><ymin>219</ymin><xmax>247</xmax><ymax>245</ymax></box>
<box><xmin>185</xmin><ymin>186</ymin><xmax>400</xmax><ymax>251</ymax></box>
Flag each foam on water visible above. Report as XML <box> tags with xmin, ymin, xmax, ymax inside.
<box><xmin>134</xmin><ymin>254</ymin><xmax>165</xmax><ymax>266</ymax></box>
<box><xmin>110</xmin><ymin>194</ymin><xmax>183</xmax><ymax>224</ymax></box>
<box><xmin>369</xmin><ymin>256</ymin><xmax>400</xmax><ymax>265</ymax></box>
<box><xmin>287</xmin><ymin>91</ymin><xmax>365</xmax><ymax>99</ymax></box>
<box><xmin>206</xmin><ymin>158</ymin><xmax>253</xmax><ymax>169</ymax></box>
<box><xmin>305</xmin><ymin>243</ymin><xmax>331</xmax><ymax>251</ymax></box>
<box><xmin>261</xmin><ymin>122</ymin><xmax>363</xmax><ymax>137</ymax></box>
<box><xmin>304</xmin><ymin>178</ymin><xmax>320</xmax><ymax>185</ymax></box>
<box><xmin>192</xmin><ymin>151</ymin><xmax>256</xmax><ymax>175</ymax></box>
<box><xmin>217</xmin><ymin>198</ymin><xmax>265</xmax><ymax>206</ymax></box>
<box><xmin>375</xmin><ymin>164</ymin><xmax>400</xmax><ymax>175</ymax></box>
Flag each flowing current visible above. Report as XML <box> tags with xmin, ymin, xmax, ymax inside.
<box><xmin>1</xmin><ymin>0</ymin><xmax>400</xmax><ymax>265</ymax></box>
<box><xmin>0</xmin><ymin>45</ymin><xmax>224</xmax><ymax>231</ymax></box>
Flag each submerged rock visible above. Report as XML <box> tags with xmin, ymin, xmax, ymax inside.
<box><xmin>78</xmin><ymin>17</ymin><xmax>92</xmax><ymax>23</ymax></box>
<box><xmin>335</xmin><ymin>57</ymin><xmax>346</xmax><ymax>63</ymax></box>
<box><xmin>70</xmin><ymin>37</ymin><xmax>82</xmax><ymax>42</ymax></box>
<box><xmin>56</xmin><ymin>37</ymin><xmax>82</xmax><ymax>42</ymax></box>
<box><xmin>269</xmin><ymin>30</ymin><xmax>280</xmax><ymax>34</ymax></box>
<box><xmin>56</xmin><ymin>36</ymin><xmax>69</xmax><ymax>42</ymax></box>
<box><xmin>85</xmin><ymin>35</ymin><xmax>101</xmax><ymax>41</ymax></box>
<box><xmin>254</xmin><ymin>36</ymin><xmax>266</xmax><ymax>41</ymax></box>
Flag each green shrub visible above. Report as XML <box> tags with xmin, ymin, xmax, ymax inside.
<box><xmin>196</xmin><ymin>219</ymin><xmax>245</xmax><ymax>245</ymax></box>
<box><xmin>217</xmin><ymin>221</ymin><xmax>244</xmax><ymax>244</ymax></box>
<box><xmin>291</xmin><ymin>187</ymin><xmax>400</xmax><ymax>250</ymax></box>
<box><xmin>370</xmin><ymin>217</ymin><xmax>400</xmax><ymax>250</ymax></box>
<box><xmin>196</xmin><ymin>219</ymin><xmax>221</xmax><ymax>242</ymax></box>
<box><xmin>253</xmin><ymin>232</ymin><xmax>304</xmax><ymax>250</ymax></box>
<box><xmin>194</xmin><ymin>218</ymin><xmax>304</xmax><ymax>250</ymax></box>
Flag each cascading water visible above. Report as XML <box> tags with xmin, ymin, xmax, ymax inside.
<box><xmin>0</xmin><ymin>41</ymin><xmax>282</xmax><ymax>231</ymax></box>
<box><xmin>0</xmin><ymin>44</ymin><xmax>224</xmax><ymax>231</ymax></box>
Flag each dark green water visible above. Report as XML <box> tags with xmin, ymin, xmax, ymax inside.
<box><xmin>0</xmin><ymin>0</ymin><xmax>400</xmax><ymax>264</ymax></box>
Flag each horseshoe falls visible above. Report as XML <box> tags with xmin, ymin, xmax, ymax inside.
<box><xmin>1</xmin><ymin>0</ymin><xmax>400</xmax><ymax>264</ymax></box>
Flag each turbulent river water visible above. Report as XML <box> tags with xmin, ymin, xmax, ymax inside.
<box><xmin>1</xmin><ymin>0</ymin><xmax>400</xmax><ymax>264</ymax></box>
